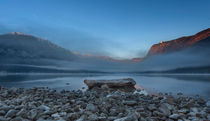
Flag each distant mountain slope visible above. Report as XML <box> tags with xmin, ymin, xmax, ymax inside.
<box><xmin>147</xmin><ymin>28</ymin><xmax>210</xmax><ymax>56</ymax></box>
<box><xmin>0</xmin><ymin>32</ymin><xmax>77</xmax><ymax>60</ymax></box>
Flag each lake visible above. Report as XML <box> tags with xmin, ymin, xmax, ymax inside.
<box><xmin>0</xmin><ymin>73</ymin><xmax>210</xmax><ymax>98</ymax></box>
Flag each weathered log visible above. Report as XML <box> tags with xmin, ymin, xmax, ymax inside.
<box><xmin>84</xmin><ymin>78</ymin><xmax>136</xmax><ymax>89</ymax></box>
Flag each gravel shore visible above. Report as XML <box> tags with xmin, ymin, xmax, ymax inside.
<box><xmin>0</xmin><ymin>86</ymin><xmax>210</xmax><ymax>121</ymax></box>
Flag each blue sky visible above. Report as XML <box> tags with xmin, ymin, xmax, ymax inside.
<box><xmin>0</xmin><ymin>0</ymin><xmax>209</xmax><ymax>59</ymax></box>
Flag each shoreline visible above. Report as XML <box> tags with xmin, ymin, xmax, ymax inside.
<box><xmin>1</xmin><ymin>72</ymin><xmax>210</xmax><ymax>76</ymax></box>
<box><xmin>0</xmin><ymin>86</ymin><xmax>209</xmax><ymax>121</ymax></box>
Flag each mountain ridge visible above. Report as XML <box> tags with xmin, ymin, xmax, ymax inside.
<box><xmin>0</xmin><ymin>32</ymin><xmax>77</xmax><ymax>61</ymax></box>
<box><xmin>1</xmin><ymin>28</ymin><xmax>210</xmax><ymax>69</ymax></box>
<box><xmin>147</xmin><ymin>28</ymin><xmax>210</xmax><ymax>56</ymax></box>
<box><xmin>0</xmin><ymin>32</ymin><xmax>140</xmax><ymax>64</ymax></box>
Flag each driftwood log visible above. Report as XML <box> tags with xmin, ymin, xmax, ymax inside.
<box><xmin>84</xmin><ymin>78</ymin><xmax>136</xmax><ymax>90</ymax></box>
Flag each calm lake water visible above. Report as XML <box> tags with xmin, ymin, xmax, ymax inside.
<box><xmin>0</xmin><ymin>73</ymin><xmax>210</xmax><ymax>98</ymax></box>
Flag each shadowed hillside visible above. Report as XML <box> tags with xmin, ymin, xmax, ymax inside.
<box><xmin>0</xmin><ymin>32</ymin><xmax>77</xmax><ymax>61</ymax></box>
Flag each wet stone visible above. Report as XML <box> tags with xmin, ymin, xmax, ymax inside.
<box><xmin>5</xmin><ymin>109</ymin><xmax>18</xmax><ymax>118</ymax></box>
<box><xmin>0</xmin><ymin>86</ymin><xmax>209</xmax><ymax>121</ymax></box>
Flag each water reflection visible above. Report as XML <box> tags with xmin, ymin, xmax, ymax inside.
<box><xmin>0</xmin><ymin>73</ymin><xmax>210</xmax><ymax>98</ymax></box>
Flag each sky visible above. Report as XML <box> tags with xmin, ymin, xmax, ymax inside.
<box><xmin>0</xmin><ymin>0</ymin><xmax>209</xmax><ymax>59</ymax></box>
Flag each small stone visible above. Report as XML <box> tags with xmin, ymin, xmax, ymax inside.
<box><xmin>177</xmin><ymin>92</ymin><xmax>183</xmax><ymax>95</ymax></box>
<box><xmin>108</xmin><ymin>116</ymin><xmax>117</xmax><ymax>121</ymax></box>
<box><xmin>178</xmin><ymin>109</ymin><xmax>188</xmax><ymax>114</ymax></box>
<box><xmin>169</xmin><ymin>114</ymin><xmax>180</xmax><ymax>119</ymax></box>
<box><xmin>106</xmin><ymin>92</ymin><xmax>120</xmax><ymax>99</ymax></box>
<box><xmin>197</xmin><ymin>98</ymin><xmax>206</xmax><ymax>105</ymax></box>
<box><xmin>8</xmin><ymin>87</ymin><xmax>17</xmax><ymax>93</ymax></box>
<box><xmin>52</xmin><ymin>113</ymin><xmax>61</xmax><ymax>119</ymax></box>
<box><xmin>76</xmin><ymin>117</ymin><xmax>84</xmax><ymax>121</ymax></box>
<box><xmin>114</xmin><ymin>117</ymin><xmax>127</xmax><ymax>121</ymax></box>
<box><xmin>159</xmin><ymin>103</ymin><xmax>171</xmax><ymax>116</ymax></box>
<box><xmin>88</xmin><ymin>114</ymin><xmax>98</xmax><ymax>121</ymax></box>
<box><xmin>60</xmin><ymin>112</ymin><xmax>67</xmax><ymax>116</ymax></box>
<box><xmin>148</xmin><ymin>104</ymin><xmax>156</xmax><ymax>111</ymax></box>
<box><xmin>67</xmin><ymin>113</ymin><xmax>80</xmax><ymax>120</ymax></box>
<box><xmin>136</xmin><ymin>107</ymin><xmax>144</xmax><ymax>112</ymax></box>
<box><xmin>185</xmin><ymin>99</ymin><xmax>195</xmax><ymax>108</ymax></box>
<box><xmin>0</xmin><ymin>116</ymin><xmax>8</xmax><ymax>121</ymax></box>
<box><xmin>98</xmin><ymin>116</ymin><xmax>106</xmax><ymax>121</ymax></box>
<box><xmin>36</xmin><ymin>117</ymin><xmax>46</xmax><ymax>121</ymax></box>
<box><xmin>10</xmin><ymin>116</ymin><xmax>30</xmax><ymax>121</ymax></box>
<box><xmin>14</xmin><ymin>105</ymin><xmax>24</xmax><ymax>110</ymax></box>
<box><xmin>153</xmin><ymin>111</ymin><xmax>163</xmax><ymax>117</ymax></box>
<box><xmin>206</xmin><ymin>107</ymin><xmax>210</xmax><ymax>113</ymax></box>
<box><xmin>206</xmin><ymin>100</ymin><xmax>210</xmax><ymax>107</ymax></box>
<box><xmin>38</xmin><ymin>105</ymin><xmax>50</xmax><ymax>111</ymax></box>
<box><xmin>27</xmin><ymin>109</ymin><xmax>37</xmax><ymax>120</ymax></box>
<box><xmin>16</xmin><ymin>109</ymin><xmax>26</xmax><ymax>117</ymax></box>
<box><xmin>207</xmin><ymin>114</ymin><xmax>210</xmax><ymax>120</ymax></box>
<box><xmin>190</xmin><ymin>107</ymin><xmax>198</xmax><ymax>113</ymax></box>
<box><xmin>5</xmin><ymin>109</ymin><xmax>18</xmax><ymax>118</ymax></box>
<box><xmin>134</xmin><ymin>90</ymin><xmax>148</xmax><ymax>96</ymax></box>
<box><xmin>139</xmin><ymin>112</ymin><xmax>148</xmax><ymax>117</ymax></box>
<box><xmin>109</xmin><ymin>108</ymin><xmax>118</xmax><ymax>116</ymax></box>
<box><xmin>164</xmin><ymin>96</ymin><xmax>175</xmax><ymax>104</ymax></box>
<box><xmin>0</xmin><ymin>110</ymin><xmax>6</xmax><ymax>116</ymax></box>
<box><xmin>123</xmin><ymin>100</ymin><xmax>137</xmax><ymax>106</ymax></box>
<box><xmin>114</xmin><ymin>114</ymin><xmax>138</xmax><ymax>121</ymax></box>
<box><xmin>101</xmin><ymin>84</ymin><xmax>109</xmax><ymax>90</ymax></box>
<box><xmin>165</xmin><ymin>119</ymin><xmax>174</xmax><ymax>121</ymax></box>
<box><xmin>0</xmin><ymin>105</ymin><xmax>10</xmax><ymax>112</ymax></box>
<box><xmin>188</xmin><ymin>112</ymin><xmax>196</xmax><ymax>117</ymax></box>
<box><xmin>86</xmin><ymin>103</ymin><xmax>97</xmax><ymax>113</ymax></box>
<box><xmin>76</xmin><ymin>115</ymin><xmax>87</xmax><ymax>121</ymax></box>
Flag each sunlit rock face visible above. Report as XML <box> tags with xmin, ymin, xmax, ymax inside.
<box><xmin>147</xmin><ymin>28</ymin><xmax>210</xmax><ymax>56</ymax></box>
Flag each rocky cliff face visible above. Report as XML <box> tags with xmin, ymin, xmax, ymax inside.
<box><xmin>147</xmin><ymin>28</ymin><xmax>210</xmax><ymax>56</ymax></box>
